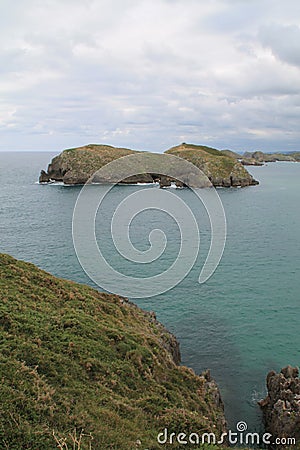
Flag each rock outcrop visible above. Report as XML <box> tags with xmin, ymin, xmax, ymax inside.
<box><xmin>165</xmin><ymin>143</ymin><xmax>259</xmax><ymax>187</ymax></box>
<box><xmin>241</xmin><ymin>158</ymin><xmax>264</xmax><ymax>166</ymax></box>
<box><xmin>259</xmin><ymin>366</ymin><xmax>300</xmax><ymax>446</ymax></box>
<box><xmin>290</xmin><ymin>151</ymin><xmax>300</xmax><ymax>161</ymax></box>
<box><xmin>40</xmin><ymin>144</ymin><xmax>139</xmax><ymax>184</ymax></box>
<box><xmin>39</xmin><ymin>142</ymin><xmax>259</xmax><ymax>188</ymax></box>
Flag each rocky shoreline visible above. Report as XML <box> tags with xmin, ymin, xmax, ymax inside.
<box><xmin>259</xmin><ymin>366</ymin><xmax>300</xmax><ymax>447</ymax></box>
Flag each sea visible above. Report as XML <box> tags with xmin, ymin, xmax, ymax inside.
<box><xmin>1</xmin><ymin>151</ymin><xmax>300</xmax><ymax>433</ymax></box>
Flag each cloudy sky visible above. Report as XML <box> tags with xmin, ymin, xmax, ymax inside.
<box><xmin>1</xmin><ymin>0</ymin><xmax>300</xmax><ymax>152</ymax></box>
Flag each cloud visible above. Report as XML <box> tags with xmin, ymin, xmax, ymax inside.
<box><xmin>259</xmin><ymin>23</ymin><xmax>300</xmax><ymax>68</ymax></box>
<box><xmin>0</xmin><ymin>0</ymin><xmax>300</xmax><ymax>151</ymax></box>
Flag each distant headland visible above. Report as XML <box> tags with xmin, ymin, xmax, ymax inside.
<box><xmin>39</xmin><ymin>143</ymin><xmax>259</xmax><ymax>187</ymax></box>
<box><xmin>222</xmin><ymin>149</ymin><xmax>300</xmax><ymax>166</ymax></box>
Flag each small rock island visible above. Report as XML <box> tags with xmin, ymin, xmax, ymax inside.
<box><xmin>39</xmin><ymin>143</ymin><xmax>259</xmax><ymax>187</ymax></box>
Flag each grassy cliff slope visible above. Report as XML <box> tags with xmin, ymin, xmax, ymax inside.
<box><xmin>40</xmin><ymin>144</ymin><xmax>142</xmax><ymax>184</ymax></box>
<box><xmin>0</xmin><ymin>254</ymin><xmax>225</xmax><ymax>449</ymax></box>
<box><xmin>165</xmin><ymin>143</ymin><xmax>258</xmax><ymax>187</ymax></box>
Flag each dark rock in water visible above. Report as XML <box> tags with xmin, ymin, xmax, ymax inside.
<box><xmin>39</xmin><ymin>170</ymin><xmax>50</xmax><ymax>183</ymax></box>
<box><xmin>159</xmin><ymin>175</ymin><xmax>172</xmax><ymax>188</ymax></box>
<box><xmin>175</xmin><ymin>180</ymin><xmax>185</xmax><ymax>188</ymax></box>
<box><xmin>259</xmin><ymin>366</ymin><xmax>300</xmax><ymax>446</ymax></box>
<box><xmin>231</xmin><ymin>174</ymin><xmax>259</xmax><ymax>187</ymax></box>
<box><xmin>120</xmin><ymin>173</ymin><xmax>154</xmax><ymax>184</ymax></box>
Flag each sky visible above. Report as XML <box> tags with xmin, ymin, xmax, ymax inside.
<box><xmin>1</xmin><ymin>0</ymin><xmax>300</xmax><ymax>153</ymax></box>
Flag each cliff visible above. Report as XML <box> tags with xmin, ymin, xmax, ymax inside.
<box><xmin>290</xmin><ymin>152</ymin><xmax>300</xmax><ymax>161</ymax></box>
<box><xmin>165</xmin><ymin>143</ymin><xmax>258</xmax><ymax>187</ymax></box>
<box><xmin>218</xmin><ymin>149</ymin><xmax>263</xmax><ymax>166</ymax></box>
<box><xmin>39</xmin><ymin>142</ymin><xmax>258</xmax><ymax>187</ymax></box>
<box><xmin>0</xmin><ymin>253</ymin><xmax>226</xmax><ymax>449</ymax></box>
<box><xmin>259</xmin><ymin>366</ymin><xmax>300</xmax><ymax>447</ymax></box>
<box><xmin>39</xmin><ymin>144</ymin><xmax>149</xmax><ymax>185</ymax></box>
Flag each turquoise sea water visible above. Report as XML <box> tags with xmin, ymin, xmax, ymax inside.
<box><xmin>1</xmin><ymin>152</ymin><xmax>299</xmax><ymax>432</ymax></box>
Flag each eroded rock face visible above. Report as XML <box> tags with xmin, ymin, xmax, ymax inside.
<box><xmin>39</xmin><ymin>170</ymin><xmax>50</xmax><ymax>183</ymax></box>
<box><xmin>201</xmin><ymin>369</ymin><xmax>227</xmax><ymax>434</ymax></box>
<box><xmin>259</xmin><ymin>366</ymin><xmax>300</xmax><ymax>446</ymax></box>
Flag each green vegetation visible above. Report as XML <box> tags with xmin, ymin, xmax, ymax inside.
<box><xmin>48</xmin><ymin>144</ymin><xmax>140</xmax><ymax>184</ymax></box>
<box><xmin>173</xmin><ymin>143</ymin><xmax>225</xmax><ymax>157</ymax></box>
<box><xmin>0</xmin><ymin>254</ymin><xmax>225</xmax><ymax>449</ymax></box>
<box><xmin>40</xmin><ymin>142</ymin><xmax>258</xmax><ymax>186</ymax></box>
<box><xmin>165</xmin><ymin>143</ymin><xmax>256</xmax><ymax>186</ymax></box>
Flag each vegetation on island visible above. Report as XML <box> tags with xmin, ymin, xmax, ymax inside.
<box><xmin>165</xmin><ymin>143</ymin><xmax>257</xmax><ymax>186</ymax></box>
<box><xmin>40</xmin><ymin>142</ymin><xmax>258</xmax><ymax>187</ymax></box>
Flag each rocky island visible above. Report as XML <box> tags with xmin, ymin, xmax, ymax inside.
<box><xmin>0</xmin><ymin>253</ymin><xmax>226</xmax><ymax>449</ymax></box>
<box><xmin>39</xmin><ymin>143</ymin><xmax>259</xmax><ymax>187</ymax></box>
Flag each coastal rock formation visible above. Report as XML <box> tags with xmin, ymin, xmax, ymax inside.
<box><xmin>290</xmin><ymin>151</ymin><xmax>300</xmax><ymax>161</ymax></box>
<box><xmin>202</xmin><ymin>369</ymin><xmax>225</xmax><ymax>415</ymax></box>
<box><xmin>243</xmin><ymin>151</ymin><xmax>298</xmax><ymax>164</ymax></box>
<box><xmin>165</xmin><ymin>143</ymin><xmax>259</xmax><ymax>187</ymax></box>
<box><xmin>220</xmin><ymin>149</ymin><xmax>264</xmax><ymax>166</ymax></box>
<box><xmin>40</xmin><ymin>144</ymin><xmax>139</xmax><ymax>184</ymax></box>
<box><xmin>241</xmin><ymin>158</ymin><xmax>264</xmax><ymax>166</ymax></box>
<box><xmin>259</xmin><ymin>366</ymin><xmax>300</xmax><ymax>445</ymax></box>
<box><xmin>0</xmin><ymin>253</ymin><xmax>226</xmax><ymax>449</ymax></box>
<box><xmin>39</xmin><ymin>169</ymin><xmax>51</xmax><ymax>182</ymax></box>
<box><xmin>39</xmin><ymin>142</ymin><xmax>259</xmax><ymax>187</ymax></box>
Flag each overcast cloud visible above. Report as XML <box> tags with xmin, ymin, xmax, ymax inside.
<box><xmin>1</xmin><ymin>0</ymin><xmax>300</xmax><ymax>152</ymax></box>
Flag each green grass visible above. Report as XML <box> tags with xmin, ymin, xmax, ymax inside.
<box><xmin>0</xmin><ymin>254</ymin><xmax>225</xmax><ymax>449</ymax></box>
<box><xmin>42</xmin><ymin>142</ymin><xmax>257</xmax><ymax>187</ymax></box>
<box><xmin>170</xmin><ymin>143</ymin><xmax>225</xmax><ymax>157</ymax></box>
<box><xmin>165</xmin><ymin>143</ymin><xmax>255</xmax><ymax>185</ymax></box>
